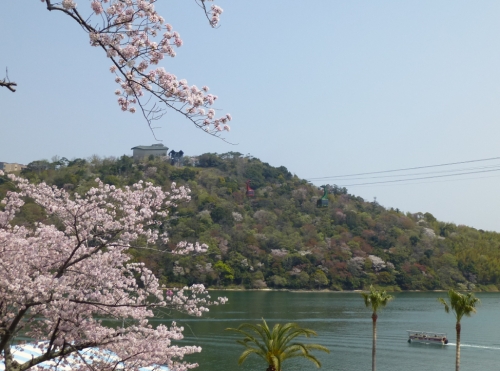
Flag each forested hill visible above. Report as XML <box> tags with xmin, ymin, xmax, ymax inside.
<box><xmin>4</xmin><ymin>153</ymin><xmax>500</xmax><ymax>291</ymax></box>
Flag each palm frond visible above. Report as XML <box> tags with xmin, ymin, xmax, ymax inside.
<box><xmin>438</xmin><ymin>297</ymin><xmax>450</xmax><ymax>314</ymax></box>
<box><xmin>278</xmin><ymin>328</ymin><xmax>317</xmax><ymax>353</ymax></box>
<box><xmin>228</xmin><ymin>319</ymin><xmax>329</xmax><ymax>370</ymax></box>
<box><xmin>237</xmin><ymin>348</ymin><xmax>263</xmax><ymax>365</ymax></box>
<box><xmin>361</xmin><ymin>285</ymin><xmax>393</xmax><ymax>313</ymax></box>
<box><xmin>302</xmin><ymin>353</ymin><xmax>323</xmax><ymax>368</ymax></box>
<box><xmin>439</xmin><ymin>289</ymin><xmax>479</xmax><ymax>322</ymax></box>
<box><xmin>303</xmin><ymin>343</ymin><xmax>330</xmax><ymax>353</ymax></box>
<box><xmin>227</xmin><ymin>327</ymin><xmax>270</xmax><ymax>355</ymax></box>
<box><xmin>282</xmin><ymin>346</ymin><xmax>323</xmax><ymax>368</ymax></box>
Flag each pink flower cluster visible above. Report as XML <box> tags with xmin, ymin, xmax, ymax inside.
<box><xmin>173</xmin><ymin>241</ymin><xmax>209</xmax><ymax>255</ymax></box>
<box><xmin>0</xmin><ymin>171</ymin><xmax>226</xmax><ymax>371</ymax></box>
<box><xmin>41</xmin><ymin>0</ymin><xmax>231</xmax><ymax>135</ymax></box>
<box><xmin>62</xmin><ymin>0</ymin><xmax>76</xmax><ymax>10</ymax></box>
<box><xmin>209</xmin><ymin>4</ymin><xmax>223</xmax><ymax>26</ymax></box>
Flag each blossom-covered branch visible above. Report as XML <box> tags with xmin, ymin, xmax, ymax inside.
<box><xmin>0</xmin><ymin>171</ymin><xmax>226</xmax><ymax>371</ymax></box>
<box><xmin>41</xmin><ymin>0</ymin><xmax>231</xmax><ymax>138</ymax></box>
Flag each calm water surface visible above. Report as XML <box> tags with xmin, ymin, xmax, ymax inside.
<box><xmin>154</xmin><ymin>291</ymin><xmax>500</xmax><ymax>371</ymax></box>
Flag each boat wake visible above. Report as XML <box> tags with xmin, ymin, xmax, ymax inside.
<box><xmin>447</xmin><ymin>343</ymin><xmax>500</xmax><ymax>350</ymax></box>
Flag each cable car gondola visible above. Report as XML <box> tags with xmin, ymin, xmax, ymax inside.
<box><xmin>246</xmin><ymin>180</ymin><xmax>255</xmax><ymax>197</ymax></box>
<box><xmin>317</xmin><ymin>185</ymin><xmax>328</xmax><ymax>208</ymax></box>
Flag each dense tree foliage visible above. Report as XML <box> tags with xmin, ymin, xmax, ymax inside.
<box><xmin>5</xmin><ymin>152</ymin><xmax>500</xmax><ymax>291</ymax></box>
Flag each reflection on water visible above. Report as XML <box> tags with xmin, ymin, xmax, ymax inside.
<box><xmin>155</xmin><ymin>292</ymin><xmax>500</xmax><ymax>371</ymax></box>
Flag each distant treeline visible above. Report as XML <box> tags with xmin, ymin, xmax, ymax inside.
<box><xmin>2</xmin><ymin>152</ymin><xmax>500</xmax><ymax>292</ymax></box>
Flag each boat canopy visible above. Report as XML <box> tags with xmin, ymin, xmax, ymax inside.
<box><xmin>407</xmin><ymin>330</ymin><xmax>447</xmax><ymax>337</ymax></box>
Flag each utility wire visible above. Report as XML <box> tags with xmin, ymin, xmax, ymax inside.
<box><xmin>336</xmin><ymin>168</ymin><xmax>500</xmax><ymax>187</ymax></box>
<box><xmin>343</xmin><ymin>173</ymin><xmax>500</xmax><ymax>188</ymax></box>
<box><xmin>320</xmin><ymin>164</ymin><xmax>500</xmax><ymax>181</ymax></box>
<box><xmin>307</xmin><ymin>156</ymin><xmax>500</xmax><ymax>180</ymax></box>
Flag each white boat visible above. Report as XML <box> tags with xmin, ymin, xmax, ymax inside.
<box><xmin>407</xmin><ymin>330</ymin><xmax>448</xmax><ymax>345</ymax></box>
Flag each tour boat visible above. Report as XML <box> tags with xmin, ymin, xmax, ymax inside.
<box><xmin>407</xmin><ymin>330</ymin><xmax>448</xmax><ymax>345</ymax></box>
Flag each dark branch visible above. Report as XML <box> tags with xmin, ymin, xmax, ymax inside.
<box><xmin>195</xmin><ymin>0</ymin><xmax>219</xmax><ymax>28</ymax></box>
<box><xmin>0</xmin><ymin>79</ymin><xmax>17</xmax><ymax>92</ymax></box>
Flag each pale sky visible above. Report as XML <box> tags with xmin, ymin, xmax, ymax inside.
<box><xmin>2</xmin><ymin>1</ymin><xmax>500</xmax><ymax>231</ymax></box>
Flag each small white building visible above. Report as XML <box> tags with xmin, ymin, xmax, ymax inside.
<box><xmin>0</xmin><ymin>162</ymin><xmax>27</xmax><ymax>173</ymax></box>
<box><xmin>131</xmin><ymin>144</ymin><xmax>168</xmax><ymax>160</ymax></box>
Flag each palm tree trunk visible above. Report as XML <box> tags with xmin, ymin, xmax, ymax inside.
<box><xmin>372</xmin><ymin>312</ymin><xmax>378</xmax><ymax>371</ymax></box>
<box><xmin>456</xmin><ymin>322</ymin><xmax>461</xmax><ymax>371</ymax></box>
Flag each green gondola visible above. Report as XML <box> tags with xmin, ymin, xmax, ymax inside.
<box><xmin>317</xmin><ymin>185</ymin><xmax>328</xmax><ymax>208</ymax></box>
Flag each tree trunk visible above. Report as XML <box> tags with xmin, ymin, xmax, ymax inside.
<box><xmin>266</xmin><ymin>365</ymin><xmax>277</xmax><ymax>371</ymax></box>
<box><xmin>372</xmin><ymin>312</ymin><xmax>378</xmax><ymax>371</ymax></box>
<box><xmin>456</xmin><ymin>322</ymin><xmax>461</xmax><ymax>371</ymax></box>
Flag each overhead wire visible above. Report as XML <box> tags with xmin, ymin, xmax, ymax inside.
<box><xmin>307</xmin><ymin>156</ymin><xmax>500</xmax><ymax>180</ymax></box>
<box><xmin>342</xmin><ymin>174</ymin><xmax>500</xmax><ymax>188</ymax></box>
<box><xmin>315</xmin><ymin>164</ymin><xmax>500</xmax><ymax>181</ymax></box>
<box><xmin>336</xmin><ymin>168</ymin><xmax>500</xmax><ymax>187</ymax></box>
<box><xmin>305</xmin><ymin>155</ymin><xmax>500</xmax><ymax>188</ymax></box>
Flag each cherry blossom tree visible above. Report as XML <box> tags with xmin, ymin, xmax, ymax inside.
<box><xmin>2</xmin><ymin>0</ymin><xmax>231</xmax><ymax>137</ymax></box>
<box><xmin>0</xmin><ymin>170</ymin><xmax>227</xmax><ymax>371</ymax></box>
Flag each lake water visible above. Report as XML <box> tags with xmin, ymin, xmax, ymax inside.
<box><xmin>154</xmin><ymin>291</ymin><xmax>500</xmax><ymax>371</ymax></box>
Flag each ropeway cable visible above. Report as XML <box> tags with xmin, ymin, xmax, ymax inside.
<box><xmin>335</xmin><ymin>168</ymin><xmax>500</xmax><ymax>187</ymax></box>
<box><xmin>307</xmin><ymin>156</ymin><xmax>500</xmax><ymax>180</ymax></box>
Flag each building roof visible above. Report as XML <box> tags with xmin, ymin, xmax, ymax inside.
<box><xmin>131</xmin><ymin>144</ymin><xmax>168</xmax><ymax>150</ymax></box>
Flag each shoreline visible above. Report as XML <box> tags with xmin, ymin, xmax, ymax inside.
<box><xmin>164</xmin><ymin>285</ymin><xmax>499</xmax><ymax>293</ymax></box>
<box><xmin>206</xmin><ymin>288</ymin><xmax>454</xmax><ymax>293</ymax></box>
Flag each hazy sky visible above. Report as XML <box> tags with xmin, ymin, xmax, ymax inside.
<box><xmin>2</xmin><ymin>1</ymin><xmax>500</xmax><ymax>231</ymax></box>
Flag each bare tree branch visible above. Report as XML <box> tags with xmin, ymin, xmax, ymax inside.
<box><xmin>0</xmin><ymin>80</ymin><xmax>16</xmax><ymax>92</ymax></box>
<box><xmin>1</xmin><ymin>68</ymin><xmax>16</xmax><ymax>92</ymax></box>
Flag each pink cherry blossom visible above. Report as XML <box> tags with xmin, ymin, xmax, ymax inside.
<box><xmin>91</xmin><ymin>0</ymin><xmax>103</xmax><ymax>14</ymax></box>
<box><xmin>62</xmin><ymin>0</ymin><xmax>76</xmax><ymax>10</ymax></box>
<box><xmin>40</xmin><ymin>0</ymin><xmax>232</xmax><ymax>139</ymax></box>
<box><xmin>0</xmin><ymin>172</ymin><xmax>226</xmax><ymax>371</ymax></box>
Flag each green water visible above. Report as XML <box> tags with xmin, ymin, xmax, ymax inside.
<box><xmin>153</xmin><ymin>291</ymin><xmax>500</xmax><ymax>371</ymax></box>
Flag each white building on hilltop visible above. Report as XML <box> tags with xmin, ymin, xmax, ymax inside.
<box><xmin>0</xmin><ymin>162</ymin><xmax>27</xmax><ymax>173</ymax></box>
<box><xmin>131</xmin><ymin>144</ymin><xmax>168</xmax><ymax>160</ymax></box>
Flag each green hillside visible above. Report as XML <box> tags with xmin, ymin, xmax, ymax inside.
<box><xmin>3</xmin><ymin>153</ymin><xmax>500</xmax><ymax>292</ymax></box>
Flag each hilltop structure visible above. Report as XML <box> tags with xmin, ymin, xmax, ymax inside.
<box><xmin>131</xmin><ymin>144</ymin><xmax>168</xmax><ymax>160</ymax></box>
<box><xmin>0</xmin><ymin>162</ymin><xmax>26</xmax><ymax>172</ymax></box>
<box><xmin>168</xmin><ymin>149</ymin><xmax>184</xmax><ymax>166</ymax></box>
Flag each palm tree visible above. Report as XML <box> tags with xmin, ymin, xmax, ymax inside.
<box><xmin>361</xmin><ymin>285</ymin><xmax>393</xmax><ymax>371</ymax></box>
<box><xmin>438</xmin><ymin>289</ymin><xmax>480</xmax><ymax>371</ymax></box>
<box><xmin>226</xmin><ymin>318</ymin><xmax>329</xmax><ymax>371</ymax></box>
